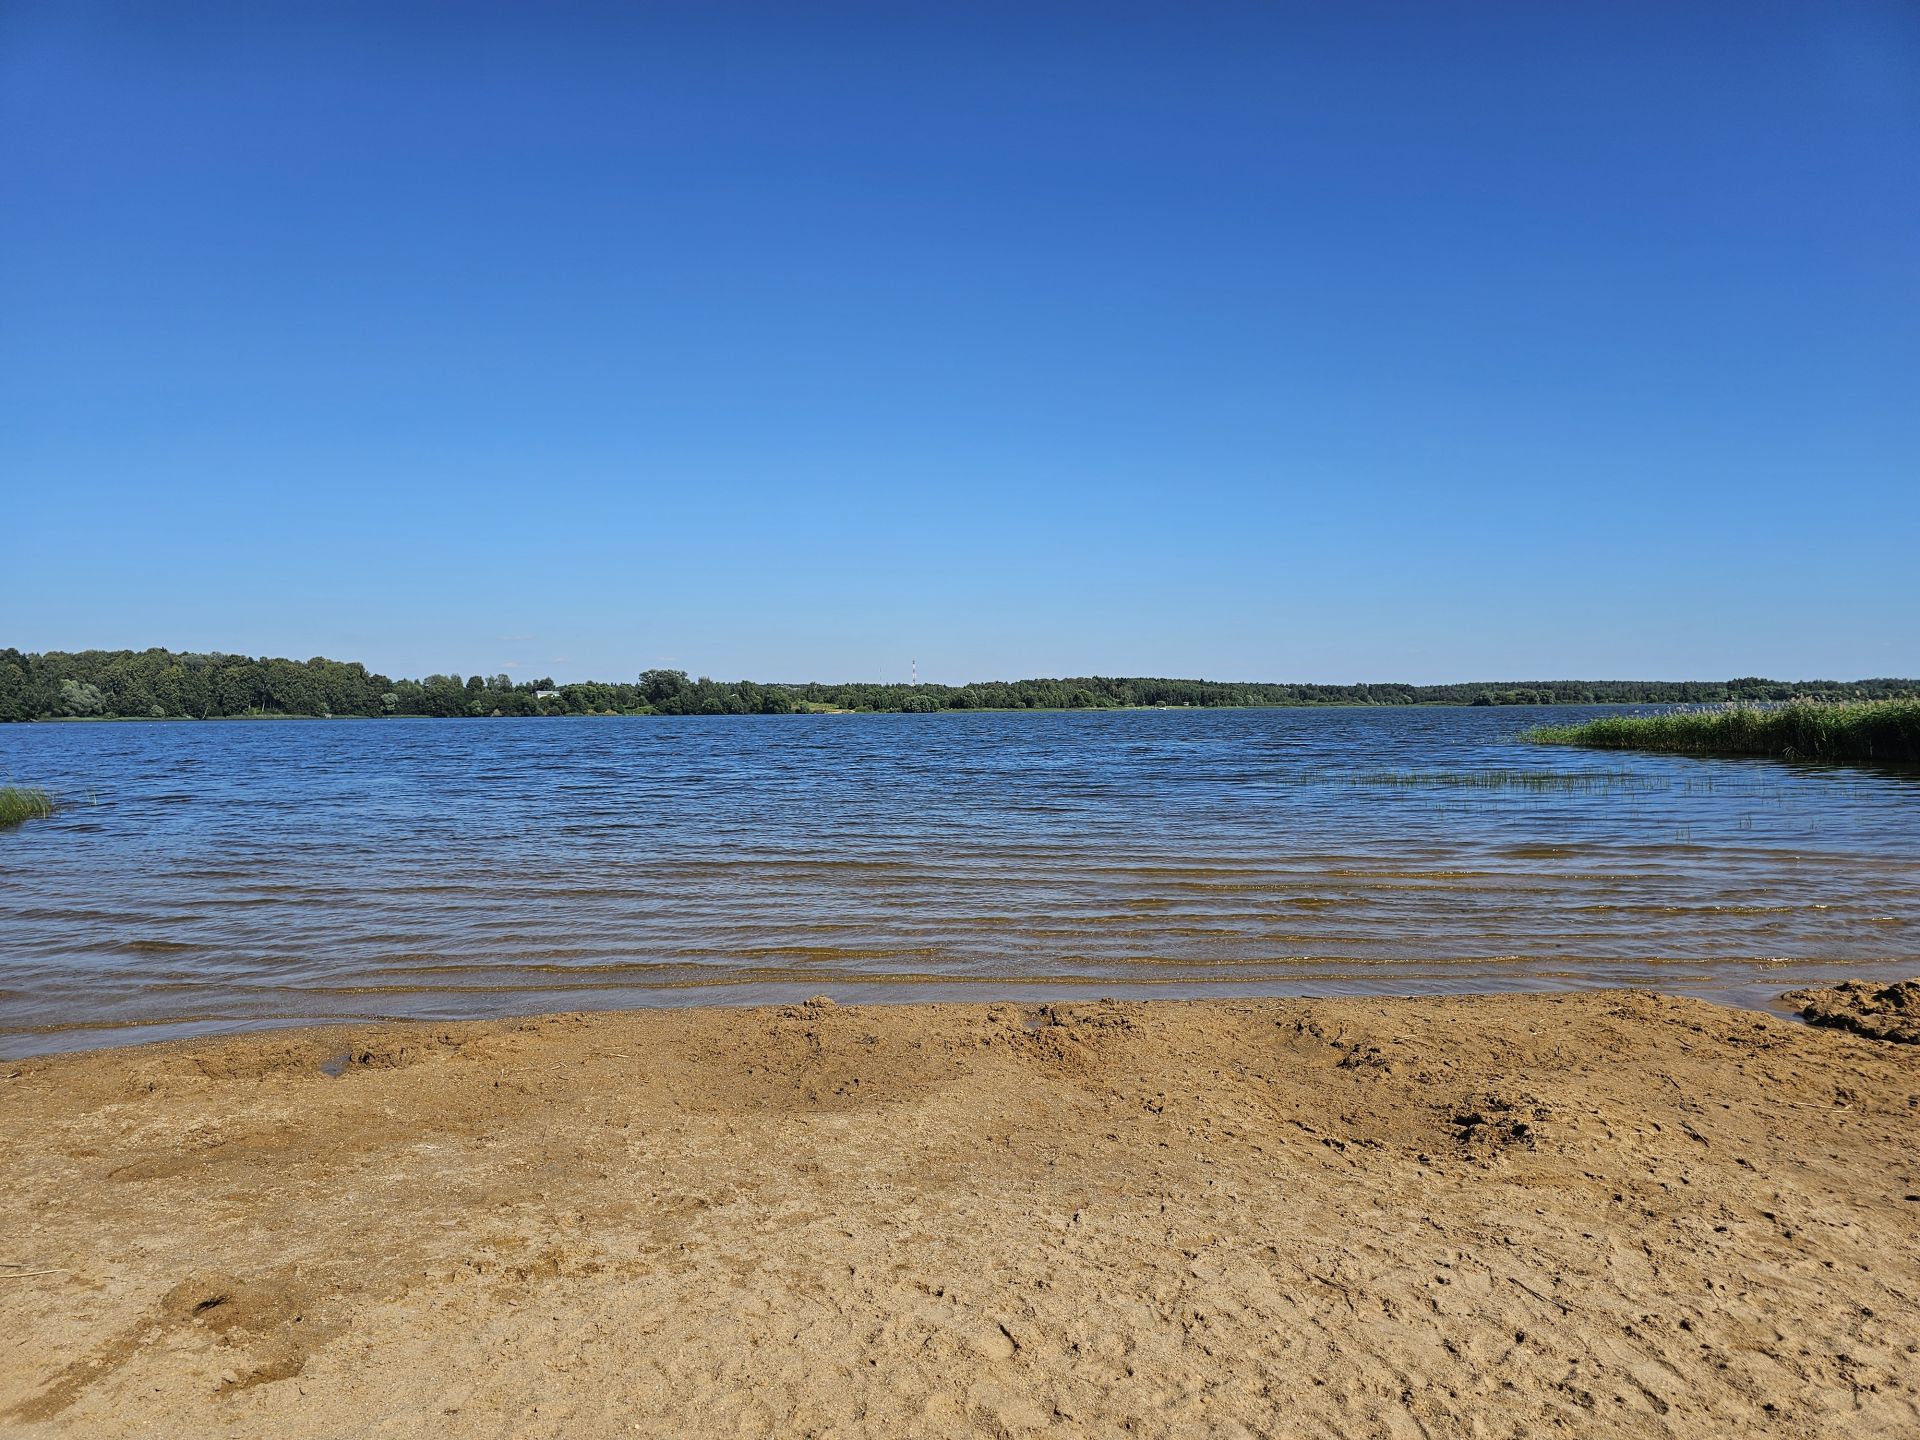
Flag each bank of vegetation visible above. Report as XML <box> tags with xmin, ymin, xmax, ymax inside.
<box><xmin>1524</xmin><ymin>699</ymin><xmax>1920</xmax><ymax>764</ymax></box>
<box><xmin>3</xmin><ymin>648</ymin><xmax>1917</xmax><ymax>722</ymax></box>
<box><xmin>0</xmin><ymin>786</ymin><xmax>56</xmax><ymax>829</ymax></box>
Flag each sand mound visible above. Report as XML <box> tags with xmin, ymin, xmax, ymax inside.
<box><xmin>1783</xmin><ymin>979</ymin><xmax>1920</xmax><ymax>1045</ymax></box>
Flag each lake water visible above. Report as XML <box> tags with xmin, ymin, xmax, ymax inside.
<box><xmin>2</xmin><ymin>708</ymin><xmax>1916</xmax><ymax>1056</ymax></box>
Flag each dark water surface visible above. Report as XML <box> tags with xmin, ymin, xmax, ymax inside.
<box><xmin>3</xmin><ymin>708</ymin><xmax>1917</xmax><ymax>1056</ymax></box>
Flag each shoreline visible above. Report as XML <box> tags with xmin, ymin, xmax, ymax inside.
<box><xmin>13</xmin><ymin>966</ymin><xmax>1914</xmax><ymax>1064</ymax></box>
<box><xmin>3</xmin><ymin>989</ymin><xmax>1917</xmax><ymax>1436</ymax></box>
<box><xmin>8</xmin><ymin>701</ymin><xmax>1673</xmax><ymax>724</ymax></box>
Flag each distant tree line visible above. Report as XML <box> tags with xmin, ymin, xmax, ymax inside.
<box><xmin>2</xmin><ymin>648</ymin><xmax>1916</xmax><ymax>722</ymax></box>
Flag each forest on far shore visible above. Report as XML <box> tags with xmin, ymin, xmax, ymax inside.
<box><xmin>4</xmin><ymin>648</ymin><xmax>1917</xmax><ymax>722</ymax></box>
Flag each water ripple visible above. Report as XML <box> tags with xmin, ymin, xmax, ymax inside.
<box><xmin>1</xmin><ymin>708</ymin><xmax>1916</xmax><ymax>1055</ymax></box>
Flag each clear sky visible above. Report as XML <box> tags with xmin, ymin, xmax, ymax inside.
<box><xmin>3</xmin><ymin>2</ymin><xmax>1915</xmax><ymax>685</ymax></box>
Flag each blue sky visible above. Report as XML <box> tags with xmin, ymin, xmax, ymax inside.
<box><xmin>3</xmin><ymin>2</ymin><xmax>1915</xmax><ymax>684</ymax></box>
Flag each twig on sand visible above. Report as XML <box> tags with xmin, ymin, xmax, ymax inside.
<box><xmin>1508</xmin><ymin>1276</ymin><xmax>1571</xmax><ymax>1314</ymax></box>
<box><xmin>0</xmin><ymin>1268</ymin><xmax>69</xmax><ymax>1280</ymax></box>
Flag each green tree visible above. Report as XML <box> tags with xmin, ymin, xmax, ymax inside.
<box><xmin>59</xmin><ymin>679</ymin><xmax>106</xmax><ymax>716</ymax></box>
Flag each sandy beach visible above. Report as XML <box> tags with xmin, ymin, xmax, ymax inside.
<box><xmin>2</xmin><ymin>989</ymin><xmax>1916</xmax><ymax>1438</ymax></box>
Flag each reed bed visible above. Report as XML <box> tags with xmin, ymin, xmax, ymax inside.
<box><xmin>1524</xmin><ymin>699</ymin><xmax>1920</xmax><ymax>764</ymax></box>
<box><xmin>0</xmin><ymin>786</ymin><xmax>57</xmax><ymax>829</ymax></box>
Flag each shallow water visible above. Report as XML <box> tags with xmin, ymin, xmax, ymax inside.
<box><xmin>2</xmin><ymin>708</ymin><xmax>1916</xmax><ymax>1055</ymax></box>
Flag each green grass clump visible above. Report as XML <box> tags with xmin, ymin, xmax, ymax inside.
<box><xmin>0</xmin><ymin>786</ymin><xmax>57</xmax><ymax>829</ymax></box>
<box><xmin>1523</xmin><ymin>699</ymin><xmax>1920</xmax><ymax>764</ymax></box>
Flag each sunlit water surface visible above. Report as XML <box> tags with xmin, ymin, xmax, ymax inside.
<box><xmin>2</xmin><ymin>709</ymin><xmax>1916</xmax><ymax>1055</ymax></box>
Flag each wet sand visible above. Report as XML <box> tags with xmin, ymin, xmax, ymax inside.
<box><xmin>2</xmin><ymin>990</ymin><xmax>1917</xmax><ymax>1437</ymax></box>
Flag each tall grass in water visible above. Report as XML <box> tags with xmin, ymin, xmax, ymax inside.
<box><xmin>0</xmin><ymin>787</ymin><xmax>57</xmax><ymax>829</ymax></box>
<box><xmin>1524</xmin><ymin>700</ymin><xmax>1920</xmax><ymax>764</ymax></box>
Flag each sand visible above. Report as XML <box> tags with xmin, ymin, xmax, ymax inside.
<box><xmin>2</xmin><ymin>990</ymin><xmax>1917</xmax><ymax>1438</ymax></box>
<box><xmin>1785</xmin><ymin>979</ymin><xmax>1920</xmax><ymax>1046</ymax></box>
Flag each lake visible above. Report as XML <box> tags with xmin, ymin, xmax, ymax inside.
<box><xmin>2</xmin><ymin>707</ymin><xmax>1916</xmax><ymax>1056</ymax></box>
